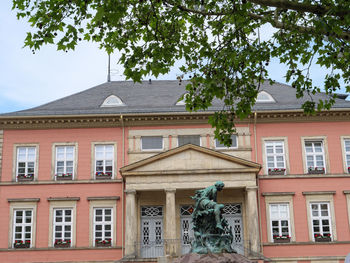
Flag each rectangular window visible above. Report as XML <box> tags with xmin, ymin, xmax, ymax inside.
<box><xmin>305</xmin><ymin>141</ymin><xmax>325</xmax><ymax>173</ymax></box>
<box><xmin>53</xmin><ymin>209</ymin><xmax>73</xmax><ymax>247</ymax></box>
<box><xmin>141</xmin><ymin>136</ymin><xmax>163</xmax><ymax>151</ymax></box>
<box><xmin>215</xmin><ymin>135</ymin><xmax>238</xmax><ymax>149</ymax></box>
<box><xmin>270</xmin><ymin>204</ymin><xmax>290</xmax><ymax>240</ymax></box>
<box><xmin>55</xmin><ymin>146</ymin><xmax>75</xmax><ymax>180</ymax></box>
<box><xmin>13</xmin><ymin>209</ymin><xmax>33</xmax><ymax>248</ymax></box>
<box><xmin>344</xmin><ymin>139</ymin><xmax>350</xmax><ymax>173</ymax></box>
<box><xmin>310</xmin><ymin>202</ymin><xmax>332</xmax><ymax>241</ymax></box>
<box><xmin>265</xmin><ymin>141</ymin><xmax>286</xmax><ymax>175</ymax></box>
<box><xmin>94</xmin><ymin>208</ymin><xmax>113</xmax><ymax>247</ymax></box>
<box><xmin>178</xmin><ymin>135</ymin><xmax>200</xmax><ymax>147</ymax></box>
<box><xmin>16</xmin><ymin>147</ymin><xmax>36</xmax><ymax>181</ymax></box>
<box><xmin>95</xmin><ymin>145</ymin><xmax>114</xmax><ymax>179</ymax></box>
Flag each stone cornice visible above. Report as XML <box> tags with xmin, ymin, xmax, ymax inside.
<box><xmin>0</xmin><ymin>179</ymin><xmax>122</xmax><ymax>186</ymax></box>
<box><xmin>121</xmin><ymin>168</ymin><xmax>259</xmax><ymax>177</ymax></box>
<box><xmin>47</xmin><ymin>197</ymin><xmax>80</xmax><ymax>201</ymax></box>
<box><xmin>8</xmin><ymin>198</ymin><xmax>40</xmax><ymax>202</ymax></box>
<box><xmin>0</xmin><ymin>246</ymin><xmax>122</xmax><ymax>252</ymax></box>
<box><xmin>259</xmin><ymin>173</ymin><xmax>350</xmax><ymax>179</ymax></box>
<box><xmin>262</xmin><ymin>192</ymin><xmax>295</xmax><ymax>196</ymax></box>
<box><xmin>1</xmin><ymin>109</ymin><xmax>350</xmax><ymax>129</ymax></box>
<box><xmin>87</xmin><ymin>196</ymin><xmax>120</xmax><ymax>201</ymax></box>
<box><xmin>302</xmin><ymin>191</ymin><xmax>336</xmax><ymax>195</ymax></box>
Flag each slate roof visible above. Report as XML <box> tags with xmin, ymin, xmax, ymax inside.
<box><xmin>1</xmin><ymin>80</ymin><xmax>350</xmax><ymax>117</ymax></box>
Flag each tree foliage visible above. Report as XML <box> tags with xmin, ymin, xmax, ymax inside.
<box><xmin>12</xmin><ymin>0</ymin><xmax>350</xmax><ymax>145</ymax></box>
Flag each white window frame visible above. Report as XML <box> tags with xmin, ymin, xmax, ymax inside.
<box><xmin>141</xmin><ymin>136</ymin><xmax>164</xmax><ymax>151</ymax></box>
<box><xmin>53</xmin><ymin>208</ymin><xmax>73</xmax><ymax>247</ymax></box>
<box><xmin>215</xmin><ymin>135</ymin><xmax>238</xmax><ymax>149</ymax></box>
<box><xmin>12</xmin><ymin>209</ymin><xmax>33</xmax><ymax>248</ymax></box>
<box><xmin>16</xmin><ymin>146</ymin><xmax>36</xmax><ymax>181</ymax></box>
<box><xmin>304</xmin><ymin>140</ymin><xmax>326</xmax><ymax>172</ymax></box>
<box><xmin>310</xmin><ymin>202</ymin><xmax>332</xmax><ymax>241</ymax></box>
<box><xmin>55</xmin><ymin>146</ymin><xmax>75</xmax><ymax>179</ymax></box>
<box><xmin>265</xmin><ymin>141</ymin><xmax>286</xmax><ymax>174</ymax></box>
<box><xmin>94</xmin><ymin>144</ymin><xmax>114</xmax><ymax>178</ymax></box>
<box><xmin>269</xmin><ymin>203</ymin><xmax>290</xmax><ymax>240</ymax></box>
<box><xmin>177</xmin><ymin>135</ymin><xmax>201</xmax><ymax>147</ymax></box>
<box><xmin>101</xmin><ymin>95</ymin><xmax>125</xmax><ymax>107</ymax></box>
<box><xmin>93</xmin><ymin>207</ymin><xmax>113</xmax><ymax>246</ymax></box>
<box><xmin>176</xmin><ymin>93</ymin><xmax>189</xmax><ymax>106</ymax></box>
<box><xmin>256</xmin><ymin>91</ymin><xmax>275</xmax><ymax>103</ymax></box>
<box><xmin>344</xmin><ymin>139</ymin><xmax>350</xmax><ymax>172</ymax></box>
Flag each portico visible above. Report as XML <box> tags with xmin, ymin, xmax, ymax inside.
<box><xmin>120</xmin><ymin>144</ymin><xmax>261</xmax><ymax>259</ymax></box>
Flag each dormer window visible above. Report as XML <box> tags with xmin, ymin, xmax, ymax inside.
<box><xmin>176</xmin><ymin>93</ymin><xmax>189</xmax><ymax>106</ymax></box>
<box><xmin>256</xmin><ymin>91</ymin><xmax>275</xmax><ymax>103</ymax></box>
<box><xmin>101</xmin><ymin>95</ymin><xmax>125</xmax><ymax>107</ymax></box>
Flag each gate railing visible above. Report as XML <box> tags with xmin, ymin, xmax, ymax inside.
<box><xmin>134</xmin><ymin>239</ymin><xmax>270</xmax><ymax>261</ymax></box>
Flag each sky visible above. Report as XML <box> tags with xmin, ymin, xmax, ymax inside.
<box><xmin>0</xmin><ymin>2</ymin><xmax>348</xmax><ymax>114</ymax></box>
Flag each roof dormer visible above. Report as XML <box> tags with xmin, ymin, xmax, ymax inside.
<box><xmin>256</xmin><ymin>91</ymin><xmax>275</xmax><ymax>103</ymax></box>
<box><xmin>101</xmin><ymin>95</ymin><xmax>125</xmax><ymax>107</ymax></box>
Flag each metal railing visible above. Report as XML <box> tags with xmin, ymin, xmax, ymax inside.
<box><xmin>133</xmin><ymin>239</ymin><xmax>271</xmax><ymax>261</ymax></box>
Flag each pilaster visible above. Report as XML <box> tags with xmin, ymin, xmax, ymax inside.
<box><xmin>125</xmin><ymin>189</ymin><xmax>137</xmax><ymax>257</ymax></box>
<box><xmin>246</xmin><ymin>186</ymin><xmax>260</xmax><ymax>254</ymax></box>
<box><xmin>165</xmin><ymin>188</ymin><xmax>176</xmax><ymax>256</ymax></box>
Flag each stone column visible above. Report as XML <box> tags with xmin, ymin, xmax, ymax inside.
<box><xmin>246</xmin><ymin>186</ymin><xmax>260</xmax><ymax>255</ymax></box>
<box><xmin>165</xmin><ymin>189</ymin><xmax>177</xmax><ymax>256</ymax></box>
<box><xmin>125</xmin><ymin>189</ymin><xmax>137</xmax><ymax>258</ymax></box>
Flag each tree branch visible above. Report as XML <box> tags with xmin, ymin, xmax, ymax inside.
<box><xmin>164</xmin><ymin>1</ymin><xmax>350</xmax><ymax>41</ymax></box>
<box><xmin>247</xmin><ymin>0</ymin><xmax>350</xmax><ymax>18</ymax></box>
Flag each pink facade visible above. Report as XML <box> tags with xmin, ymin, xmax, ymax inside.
<box><xmin>255</xmin><ymin>121</ymin><xmax>350</xmax><ymax>260</ymax></box>
<box><xmin>1</xmin><ymin>80</ymin><xmax>350</xmax><ymax>263</ymax></box>
<box><xmin>0</xmin><ymin>128</ymin><xmax>124</xmax><ymax>262</ymax></box>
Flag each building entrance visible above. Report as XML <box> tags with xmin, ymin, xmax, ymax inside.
<box><xmin>180</xmin><ymin>205</ymin><xmax>194</xmax><ymax>254</ymax></box>
<box><xmin>223</xmin><ymin>203</ymin><xmax>244</xmax><ymax>255</ymax></box>
<box><xmin>180</xmin><ymin>204</ymin><xmax>244</xmax><ymax>255</ymax></box>
<box><xmin>140</xmin><ymin>206</ymin><xmax>164</xmax><ymax>258</ymax></box>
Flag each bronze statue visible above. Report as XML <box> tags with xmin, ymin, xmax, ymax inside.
<box><xmin>191</xmin><ymin>181</ymin><xmax>235</xmax><ymax>254</ymax></box>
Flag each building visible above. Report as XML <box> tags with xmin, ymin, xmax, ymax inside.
<box><xmin>0</xmin><ymin>80</ymin><xmax>350</xmax><ymax>263</ymax></box>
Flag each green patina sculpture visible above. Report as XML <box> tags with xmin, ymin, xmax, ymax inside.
<box><xmin>191</xmin><ymin>181</ymin><xmax>235</xmax><ymax>254</ymax></box>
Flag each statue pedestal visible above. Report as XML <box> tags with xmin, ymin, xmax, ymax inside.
<box><xmin>171</xmin><ymin>253</ymin><xmax>255</xmax><ymax>263</ymax></box>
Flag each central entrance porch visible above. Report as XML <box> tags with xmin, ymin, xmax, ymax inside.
<box><xmin>121</xmin><ymin>144</ymin><xmax>261</xmax><ymax>260</ymax></box>
<box><xmin>136</xmin><ymin>190</ymin><xmax>246</xmax><ymax>258</ymax></box>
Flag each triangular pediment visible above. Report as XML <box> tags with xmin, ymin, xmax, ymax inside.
<box><xmin>120</xmin><ymin>144</ymin><xmax>260</xmax><ymax>176</ymax></box>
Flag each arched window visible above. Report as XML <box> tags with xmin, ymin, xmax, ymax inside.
<box><xmin>101</xmin><ymin>95</ymin><xmax>125</xmax><ymax>107</ymax></box>
<box><xmin>256</xmin><ymin>91</ymin><xmax>275</xmax><ymax>103</ymax></box>
<box><xmin>176</xmin><ymin>93</ymin><xmax>189</xmax><ymax>105</ymax></box>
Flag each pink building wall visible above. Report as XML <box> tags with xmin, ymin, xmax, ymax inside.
<box><xmin>2</xmin><ymin>120</ymin><xmax>350</xmax><ymax>262</ymax></box>
<box><xmin>0</xmin><ymin>128</ymin><xmax>124</xmax><ymax>263</ymax></box>
<box><xmin>254</xmin><ymin>121</ymin><xmax>350</xmax><ymax>259</ymax></box>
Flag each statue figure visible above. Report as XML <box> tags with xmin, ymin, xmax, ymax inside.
<box><xmin>191</xmin><ymin>181</ymin><xmax>235</xmax><ymax>254</ymax></box>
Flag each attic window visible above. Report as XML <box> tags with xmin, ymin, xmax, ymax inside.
<box><xmin>176</xmin><ymin>93</ymin><xmax>189</xmax><ymax>106</ymax></box>
<box><xmin>256</xmin><ymin>91</ymin><xmax>275</xmax><ymax>103</ymax></box>
<box><xmin>101</xmin><ymin>95</ymin><xmax>125</xmax><ymax>107</ymax></box>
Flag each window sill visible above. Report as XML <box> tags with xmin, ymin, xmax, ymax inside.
<box><xmin>13</xmin><ymin>244</ymin><xmax>30</xmax><ymax>249</ymax></box>
<box><xmin>315</xmin><ymin>237</ymin><xmax>332</xmax><ymax>242</ymax></box>
<box><xmin>54</xmin><ymin>243</ymin><xmax>71</xmax><ymax>248</ymax></box>
<box><xmin>268</xmin><ymin>170</ymin><xmax>286</xmax><ymax>176</ymax></box>
<box><xmin>95</xmin><ymin>243</ymin><xmax>112</xmax><ymax>248</ymax></box>
<box><xmin>56</xmin><ymin>175</ymin><xmax>73</xmax><ymax>181</ymax></box>
<box><xmin>95</xmin><ymin>174</ymin><xmax>113</xmax><ymax>180</ymax></box>
<box><xmin>308</xmin><ymin>170</ymin><xmax>325</xmax><ymax>175</ymax></box>
<box><xmin>273</xmin><ymin>238</ymin><xmax>290</xmax><ymax>243</ymax></box>
<box><xmin>17</xmin><ymin>177</ymin><xmax>34</xmax><ymax>182</ymax></box>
